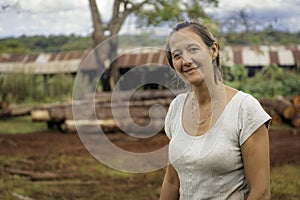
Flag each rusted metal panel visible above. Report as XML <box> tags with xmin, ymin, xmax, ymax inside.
<box><xmin>0</xmin><ymin>54</ymin><xmax>11</xmax><ymax>62</ymax></box>
<box><xmin>0</xmin><ymin>45</ymin><xmax>299</xmax><ymax>75</ymax></box>
<box><xmin>232</xmin><ymin>48</ymin><xmax>243</xmax><ymax>65</ymax></box>
<box><xmin>115</xmin><ymin>54</ymin><xmax>127</xmax><ymax>68</ymax></box>
<box><xmin>269</xmin><ymin>51</ymin><xmax>279</xmax><ymax>64</ymax></box>
<box><xmin>48</xmin><ymin>53</ymin><xmax>57</xmax><ymax>61</ymax></box>
<box><xmin>139</xmin><ymin>53</ymin><xmax>149</xmax><ymax>65</ymax></box>
<box><xmin>25</xmin><ymin>54</ymin><xmax>39</xmax><ymax>63</ymax></box>
<box><xmin>9</xmin><ymin>54</ymin><xmax>26</xmax><ymax>62</ymax></box>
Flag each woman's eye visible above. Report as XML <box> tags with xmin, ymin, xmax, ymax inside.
<box><xmin>173</xmin><ymin>53</ymin><xmax>181</xmax><ymax>59</ymax></box>
<box><xmin>189</xmin><ymin>48</ymin><xmax>199</xmax><ymax>53</ymax></box>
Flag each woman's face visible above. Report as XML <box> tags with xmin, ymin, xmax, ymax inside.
<box><xmin>169</xmin><ymin>28</ymin><xmax>217</xmax><ymax>87</ymax></box>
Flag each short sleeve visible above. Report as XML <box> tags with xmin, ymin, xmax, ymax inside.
<box><xmin>164</xmin><ymin>98</ymin><xmax>176</xmax><ymax>140</ymax></box>
<box><xmin>238</xmin><ymin>94</ymin><xmax>271</xmax><ymax>146</ymax></box>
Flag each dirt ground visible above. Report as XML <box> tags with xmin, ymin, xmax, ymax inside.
<box><xmin>0</xmin><ymin>128</ymin><xmax>299</xmax><ymax>166</ymax></box>
<box><xmin>0</xmin><ymin>127</ymin><xmax>299</xmax><ymax>199</ymax></box>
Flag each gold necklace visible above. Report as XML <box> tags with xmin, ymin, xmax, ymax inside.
<box><xmin>191</xmin><ymin>94</ymin><xmax>214</xmax><ymax>125</ymax></box>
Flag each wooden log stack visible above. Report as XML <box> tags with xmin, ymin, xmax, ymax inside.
<box><xmin>260</xmin><ymin>95</ymin><xmax>300</xmax><ymax>128</ymax></box>
<box><xmin>31</xmin><ymin>90</ymin><xmax>176</xmax><ymax>133</ymax></box>
<box><xmin>1</xmin><ymin>91</ymin><xmax>299</xmax><ymax>132</ymax></box>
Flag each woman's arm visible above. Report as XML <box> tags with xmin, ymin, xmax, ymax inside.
<box><xmin>160</xmin><ymin>163</ymin><xmax>180</xmax><ymax>200</ymax></box>
<box><xmin>241</xmin><ymin>124</ymin><xmax>271</xmax><ymax>200</ymax></box>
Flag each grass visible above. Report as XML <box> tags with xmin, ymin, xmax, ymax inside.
<box><xmin>0</xmin><ymin>152</ymin><xmax>299</xmax><ymax>200</ymax></box>
<box><xmin>270</xmin><ymin>165</ymin><xmax>300</xmax><ymax>200</ymax></box>
<box><xmin>0</xmin><ymin>116</ymin><xmax>47</xmax><ymax>134</ymax></box>
<box><xmin>0</xmin><ymin>154</ymin><xmax>164</xmax><ymax>200</ymax></box>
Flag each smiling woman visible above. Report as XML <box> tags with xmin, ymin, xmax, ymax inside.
<box><xmin>160</xmin><ymin>20</ymin><xmax>272</xmax><ymax>200</ymax></box>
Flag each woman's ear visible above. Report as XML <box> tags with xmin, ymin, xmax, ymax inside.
<box><xmin>211</xmin><ymin>42</ymin><xmax>219</xmax><ymax>60</ymax></box>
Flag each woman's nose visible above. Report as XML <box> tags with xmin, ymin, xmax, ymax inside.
<box><xmin>181</xmin><ymin>55</ymin><xmax>192</xmax><ymax>66</ymax></box>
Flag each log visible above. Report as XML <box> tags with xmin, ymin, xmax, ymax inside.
<box><xmin>260</xmin><ymin>99</ymin><xmax>277</xmax><ymax>107</ymax></box>
<box><xmin>262</xmin><ymin>105</ymin><xmax>282</xmax><ymax>126</ymax></box>
<box><xmin>49</xmin><ymin>107</ymin><xmax>65</xmax><ymax>122</ymax></box>
<box><xmin>0</xmin><ymin>108</ymin><xmax>11</xmax><ymax>118</ymax></box>
<box><xmin>275</xmin><ymin>96</ymin><xmax>296</xmax><ymax>120</ymax></box>
<box><xmin>62</xmin><ymin>119</ymin><xmax>118</xmax><ymax>133</ymax></box>
<box><xmin>64</xmin><ymin>106</ymin><xmax>73</xmax><ymax>120</ymax></box>
<box><xmin>10</xmin><ymin>106</ymin><xmax>33</xmax><ymax>117</ymax></box>
<box><xmin>62</xmin><ymin>118</ymin><xmax>165</xmax><ymax>134</ymax></box>
<box><xmin>93</xmin><ymin>90</ymin><xmax>176</xmax><ymax>102</ymax></box>
<box><xmin>292</xmin><ymin>114</ymin><xmax>300</xmax><ymax>128</ymax></box>
<box><xmin>99</xmin><ymin>98</ymin><xmax>172</xmax><ymax>108</ymax></box>
<box><xmin>292</xmin><ymin>95</ymin><xmax>300</xmax><ymax>108</ymax></box>
<box><xmin>31</xmin><ymin>109</ymin><xmax>51</xmax><ymax>122</ymax></box>
<box><xmin>293</xmin><ymin>95</ymin><xmax>300</xmax><ymax>113</ymax></box>
<box><xmin>95</xmin><ymin>105</ymin><xmax>168</xmax><ymax>119</ymax></box>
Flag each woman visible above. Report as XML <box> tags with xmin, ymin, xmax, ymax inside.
<box><xmin>160</xmin><ymin>20</ymin><xmax>271</xmax><ymax>200</ymax></box>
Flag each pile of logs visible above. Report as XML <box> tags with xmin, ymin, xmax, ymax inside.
<box><xmin>31</xmin><ymin>90</ymin><xmax>176</xmax><ymax>133</ymax></box>
<box><xmin>261</xmin><ymin>95</ymin><xmax>300</xmax><ymax>128</ymax></box>
<box><xmin>1</xmin><ymin>92</ymin><xmax>299</xmax><ymax>133</ymax></box>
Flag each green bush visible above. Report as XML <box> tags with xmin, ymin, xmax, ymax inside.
<box><xmin>226</xmin><ymin>64</ymin><xmax>300</xmax><ymax>99</ymax></box>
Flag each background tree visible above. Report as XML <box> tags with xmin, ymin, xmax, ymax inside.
<box><xmin>88</xmin><ymin>0</ymin><xmax>219</xmax><ymax>91</ymax></box>
<box><xmin>219</xmin><ymin>8</ymin><xmax>259</xmax><ymax>45</ymax></box>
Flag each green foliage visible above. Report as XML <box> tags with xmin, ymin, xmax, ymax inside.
<box><xmin>0</xmin><ymin>35</ymin><xmax>93</xmax><ymax>54</ymax></box>
<box><xmin>226</xmin><ymin>64</ymin><xmax>300</xmax><ymax>99</ymax></box>
<box><xmin>0</xmin><ymin>73</ymin><xmax>38</xmax><ymax>102</ymax></box>
<box><xmin>220</xmin><ymin>30</ymin><xmax>300</xmax><ymax>46</ymax></box>
<box><xmin>0</xmin><ymin>40</ymin><xmax>28</xmax><ymax>54</ymax></box>
<box><xmin>0</xmin><ymin>29</ymin><xmax>298</xmax><ymax>55</ymax></box>
<box><xmin>136</xmin><ymin>0</ymin><xmax>218</xmax><ymax>27</ymax></box>
<box><xmin>0</xmin><ymin>73</ymin><xmax>74</xmax><ymax>104</ymax></box>
<box><xmin>136</xmin><ymin>0</ymin><xmax>181</xmax><ymax>26</ymax></box>
<box><xmin>118</xmin><ymin>32</ymin><xmax>166</xmax><ymax>47</ymax></box>
<box><xmin>224</xmin><ymin>64</ymin><xmax>248</xmax><ymax>90</ymax></box>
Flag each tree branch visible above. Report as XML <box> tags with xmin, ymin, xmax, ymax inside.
<box><xmin>107</xmin><ymin>0</ymin><xmax>156</xmax><ymax>35</ymax></box>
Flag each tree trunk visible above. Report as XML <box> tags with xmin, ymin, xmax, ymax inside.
<box><xmin>109</xmin><ymin>36</ymin><xmax>119</xmax><ymax>90</ymax></box>
<box><xmin>88</xmin><ymin>0</ymin><xmax>105</xmax><ymax>46</ymax></box>
<box><xmin>88</xmin><ymin>0</ymin><xmax>112</xmax><ymax>91</ymax></box>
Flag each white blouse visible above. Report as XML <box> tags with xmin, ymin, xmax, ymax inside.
<box><xmin>164</xmin><ymin>91</ymin><xmax>271</xmax><ymax>200</ymax></box>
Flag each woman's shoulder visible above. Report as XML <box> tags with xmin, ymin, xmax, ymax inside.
<box><xmin>224</xmin><ymin>86</ymin><xmax>258</xmax><ymax>104</ymax></box>
<box><xmin>170</xmin><ymin>92</ymin><xmax>189</xmax><ymax>105</ymax></box>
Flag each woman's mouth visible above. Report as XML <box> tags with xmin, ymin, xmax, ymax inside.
<box><xmin>183</xmin><ymin>66</ymin><xmax>200</xmax><ymax>73</ymax></box>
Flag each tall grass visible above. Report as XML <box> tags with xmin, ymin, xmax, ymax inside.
<box><xmin>0</xmin><ymin>73</ymin><xmax>74</xmax><ymax>104</ymax></box>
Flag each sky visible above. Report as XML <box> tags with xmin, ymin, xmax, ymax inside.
<box><xmin>0</xmin><ymin>0</ymin><xmax>299</xmax><ymax>39</ymax></box>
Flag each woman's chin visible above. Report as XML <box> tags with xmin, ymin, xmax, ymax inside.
<box><xmin>186</xmin><ymin>77</ymin><xmax>204</xmax><ymax>86</ymax></box>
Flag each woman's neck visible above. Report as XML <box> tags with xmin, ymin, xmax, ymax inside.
<box><xmin>192</xmin><ymin>81</ymin><xmax>224</xmax><ymax>106</ymax></box>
